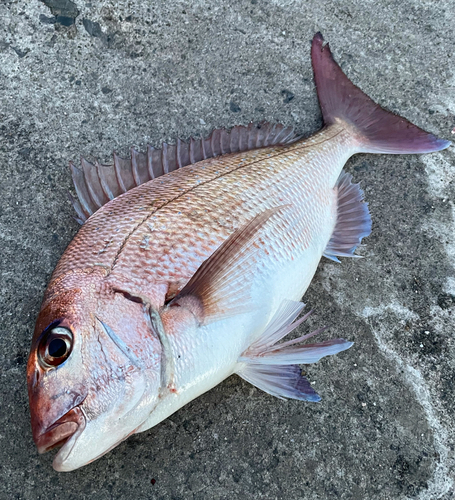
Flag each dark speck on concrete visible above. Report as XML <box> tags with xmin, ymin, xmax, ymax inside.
<box><xmin>83</xmin><ymin>18</ymin><xmax>102</xmax><ymax>37</ymax></box>
<box><xmin>39</xmin><ymin>14</ymin><xmax>56</xmax><ymax>24</ymax></box>
<box><xmin>101</xmin><ymin>86</ymin><xmax>112</xmax><ymax>95</ymax></box>
<box><xmin>18</xmin><ymin>147</ymin><xmax>31</xmax><ymax>157</ymax></box>
<box><xmin>437</xmin><ymin>293</ymin><xmax>454</xmax><ymax>309</ymax></box>
<box><xmin>55</xmin><ymin>15</ymin><xmax>74</xmax><ymax>27</ymax></box>
<box><xmin>354</xmin><ymin>161</ymin><xmax>369</xmax><ymax>172</ymax></box>
<box><xmin>281</xmin><ymin>89</ymin><xmax>295</xmax><ymax>103</ymax></box>
<box><xmin>230</xmin><ymin>101</ymin><xmax>241</xmax><ymax>113</ymax></box>
<box><xmin>39</xmin><ymin>0</ymin><xmax>79</xmax><ymax>18</ymax></box>
<box><xmin>12</xmin><ymin>46</ymin><xmax>29</xmax><ymax>58</ymax></box>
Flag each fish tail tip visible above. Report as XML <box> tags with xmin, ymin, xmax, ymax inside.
<box><xmin>309</xmin><ymin>394</ymin><xmax>322</xmax><ymax>403</ymax></box>
<box><xmin>436</xmin><ymin>139</ymin><xmax>452</xmax><ymax>151</ymax></box>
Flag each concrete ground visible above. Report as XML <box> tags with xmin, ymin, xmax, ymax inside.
<box><xmin>1</xmin><ymin>0</ymin><xmax>454</xmax><ymax>498</ymax></box>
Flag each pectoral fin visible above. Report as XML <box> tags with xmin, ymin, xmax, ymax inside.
<box><xmin>169</xmin><ymin>206</ymin><xmax>287</xmax><ymax>324</ymax></box>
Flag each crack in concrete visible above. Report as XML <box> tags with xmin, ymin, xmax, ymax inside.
<box><xmin>360</xmin><ymin>303</ymin><xmax>453</xmax><ymax>500</ymax></box>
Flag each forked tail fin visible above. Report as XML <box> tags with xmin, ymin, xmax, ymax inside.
<box><xmin>311</xmin><ymin>32</ymin><xmax>451</xmax><ymax>154</ymax></box>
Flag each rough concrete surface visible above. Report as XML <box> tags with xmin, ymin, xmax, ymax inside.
<box><xmin>0</xmin><ymin>0</ymin><xmax>454</xmax><ymax>498</ymax></box>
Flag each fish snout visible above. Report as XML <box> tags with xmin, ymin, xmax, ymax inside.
<box><xmin>33</xmin><ymin>407</ymin><xmax>85</xmax><ymax>455</ymax></box>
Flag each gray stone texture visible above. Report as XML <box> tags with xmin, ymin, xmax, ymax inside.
<box><xmin>1</xmin><ymin>0</ymin><xmax>454</xmax><ymax>498</ymax></box>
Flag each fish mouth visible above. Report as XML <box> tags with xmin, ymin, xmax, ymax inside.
<box><xmin>35</xmin><ymin>407</ymin><xmax>85</xmax><ymax>455</ymax></box>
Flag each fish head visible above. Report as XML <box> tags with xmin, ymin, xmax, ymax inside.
<box><xmin>27</xmin><ymin>269</ymin><xmax>163</xmax><ymax>471</ymax></box>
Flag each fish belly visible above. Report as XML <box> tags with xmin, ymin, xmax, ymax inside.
<box><xmin>136</xmin><ymin>242</ymin><xmax>327</xmax><ymax>433</ymax></box>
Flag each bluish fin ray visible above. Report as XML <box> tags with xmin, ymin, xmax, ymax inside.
<box><xmin>237</xmin><ymin>363</ymin><xmax>321</xmax><ymax>402</ymax></box>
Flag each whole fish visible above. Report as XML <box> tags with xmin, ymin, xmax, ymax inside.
<box><xmin>27</xmin><ymin>33</ymin><xmax>451</xmax><ymax>472</ymax></box>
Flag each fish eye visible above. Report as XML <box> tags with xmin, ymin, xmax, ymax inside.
<box><xmin>38</xmin><ymin>326</ymin><xmax>73</xmax><ymax>368</ymax></box>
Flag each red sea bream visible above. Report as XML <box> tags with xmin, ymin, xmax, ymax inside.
<box><xmin>27</xmin><ymin>33</ymin><xmax>451</xmax><ymax>471</ymax></box>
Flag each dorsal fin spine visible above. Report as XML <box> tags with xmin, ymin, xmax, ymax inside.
<box><xmin>162</xmin><ymin>143</ymin><xmax>169</xmax><ymax>174</ymax></box>
<box><xmin>264</xmin><ymin>123</ymin><xmax>275</xmax><ymax>146</ymax></box>
<box><xmin>176</xmin><ymin>139</ymin><xmax>183</xmax><ymax>169</ymax></box>
<box><xmin>96</xmin><ymin>163</ymin><xmax>114</xmax><ymax>200</ymax></box>
<box><xmin>69</xmin><ymin>162</ymin><xmax>92</xmax><ymax>220</ymax></box>
<box><xmin>189</xmin><ymin>137</ymin><xmax>196</xmax><ymax>164</ymax></box>
<box><xmin>281</xmin><ymin>128</ymin><xmax>295</xmax><ymax>144</ymax></box>
<box><xmin>230</xmin><ymin>127</ymin><xmax>239</xmax><ymax>152</ymax></box>
<box><xmin>95</xmin><ymin>162</ymin><xmax>109</xmax><ymax>202</ymax></box>
<box><xmin>113</xmin><ymin>153</ymin><xmax>127</xmax><ymax>194</ymax></box>
<box><xmin>222</xmin><ymin>129</ymin><xmax>230</xmax><ymax>154</ymax></box>
<box><xmin>130</xmin><ymin>148</ymin><xmax>141</xmax><ymax>186</ymax></box>
<box><xmin>146</xmin><ymin>145</ymin><xmax>155</xmax><ymax>180</ymax></box>
<box><xmin>71</xmin><ymin>161</ymin><xmax>96</xmax><ymax>216</ymax></box>
<box><xmin>210</xmin><ymin>130</ymin><xmax>216</xmax><ymax>157</ymax></box>
<box><xmin>201</xmin><ymin>136</ymin><xmax>207</xmax><ymax>160</ymax></box>
<box><xmin>81</xmin><ymin>158</ymin><xmax>105</xmax><ymax>207</ymax></box>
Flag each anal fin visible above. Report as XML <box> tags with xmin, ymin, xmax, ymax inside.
<box><xmin>237</xmin><ymin>363</ymin><xmax>321</xmax><ymax>402</ymax></box>
<box><xmin>323</xmin><ymin>171</ymin><xmax>372</xmax><ymax>262</ymax></box>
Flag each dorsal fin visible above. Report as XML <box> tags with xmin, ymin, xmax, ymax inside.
<box><xmin>70</xmin><ymin>122</ymin><xmax>300</xmax><ymax>224</ymax></box>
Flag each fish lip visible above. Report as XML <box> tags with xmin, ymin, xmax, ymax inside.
<box><xmin>34</xmin><ymin>406</ymin><xmax>85</xmax><ymax>455</ymax></box>
<box><xmin>52</xmin><ymin>407</ymin><xmax>87</xmax><ymax>471</ymax></box>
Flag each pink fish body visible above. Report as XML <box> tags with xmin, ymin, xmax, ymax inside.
<box><xmin>27</xmin><ymin>33</ymin><xmax>451</xmax><ymax>471</ymax></box>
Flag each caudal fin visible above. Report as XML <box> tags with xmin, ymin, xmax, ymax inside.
<box><xmin>311</xmin><ymin>33</ymin><xmax>451</xmax><ymax>154</ymax></box>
